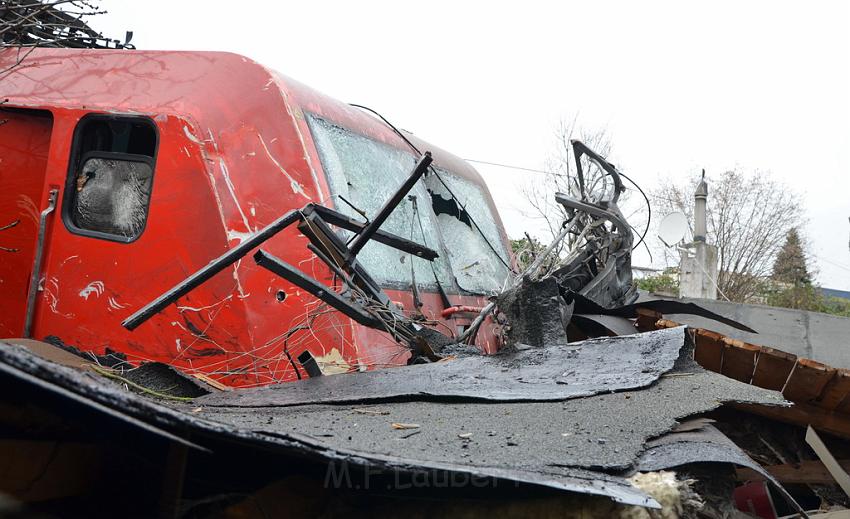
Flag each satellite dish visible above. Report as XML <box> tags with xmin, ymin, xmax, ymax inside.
<box><xmin>658</xmin><ymin>211</ymin><xmax>689</xmax><ymax>247</ymax></box>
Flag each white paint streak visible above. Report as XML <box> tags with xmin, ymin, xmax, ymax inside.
<box><xmin>233</xmin><ymin>259</ymin><xmax>248</xmax><ymax>299</ymax></box>
<box><xmin>257</xmin><ymin>134</ymin><xmax>309</xmax><ymax>199</ymax></box>
<box><xmin>204</xmin><ymin>168</ymin><xmax>229</xmax><ymax>232</ymax></box>
<box><xmin>43</xmin><ymin>278</ymin><xmax>74</xmax><ymax>319</ymax></box>
<box><xmin>59</xmin><ymin>255</ymin><xmax>80</xmax><ymax>267</ymax></box>
<box><xmin>107</xmin><ymin>296</ymin><xmax>128</xmax><ymax>310</ymax></box>
<box><xmin>171</xmin><ymin>320</ymin><xmax>190</xmax><ymax>334</ymax></box>
<box><xmin>79</xmin><ymin>281</ymin><xmax>104</xmax><ymax>300</ymax></box>
<box><xmin>183</xmin><ymin>125</ymin><xmax>203</xmax><ymax>144</ymax></box>
<box><xmin>16</xmin><ymin>195</ymin><xmax>39</xmax><ymax>225</ymax></box>
<box><xmin>226</xmin><ymin>229</ymin><xmax>253</xmax><ymax>243</ymax></box>
<box><xmin>218</xmin><ymin>158</ymin><xmax>254</xmax><ymax>233</ymax></box>
<box><xmin>177</xmin><ymin>294</ymin><xmax>233</xmax><ymax>313</ymax></box>
<box><xmin>274</xmin><ymin>80</ymin><xmax>323</xmax><ymax>201</ymax></box>
<box><xmin>207</xmin><ymin>129</ymin><xmax>219</xmax><ymax>153</ymax></box>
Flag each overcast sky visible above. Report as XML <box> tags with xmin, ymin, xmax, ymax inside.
<box><xmin>95</xmin><ymin>1</ymin><xmax>850</xmax><ymax>290</ymax></box>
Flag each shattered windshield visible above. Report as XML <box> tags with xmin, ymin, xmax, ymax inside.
<box><xmin>306</xmin><ymin>114</ymin><xmax>454</xmax><ymax>290</ymax></box>
<box><xmin>425</xmin><ymin>169</ymin><xmax>511</xmax><ymax>294</ymax></box>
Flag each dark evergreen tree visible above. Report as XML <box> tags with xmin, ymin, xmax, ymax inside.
<box><xmin>772</xmin><ymin>228</ymin><xmax>810</xmax><ymax>285</ymax></box>
<box><xmin>769</xmin><ymin>228</ymin><xmax>820</xmax><ymax>310</ymax></box>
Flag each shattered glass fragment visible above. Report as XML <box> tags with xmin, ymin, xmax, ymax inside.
<box><xmin>425</xmin><ymin>169</ymin><xmax>510</xmax><ymax>294</ymax></box>
<box><xmin>73</xmin><ymin>157</ymin><xmax>153</xmax><ymax>238</ymax></box>
<box><xmin>306</xmin><ymin>115</ymin><xmax>454</xmax><ymax>290</ymax></box>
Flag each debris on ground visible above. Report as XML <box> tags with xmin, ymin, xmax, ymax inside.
<box><xmin>3</xmin><ymin>33</ymin><xmax>850</xmax><ymax>517</ymax></box>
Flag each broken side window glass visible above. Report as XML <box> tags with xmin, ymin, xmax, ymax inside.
<box><xmin>425</xmin><ymin>169</ymin><xmax>511</xmax><ymax>294</ymax></box>
<box><xmin>306</xmin><ymin>114</ymin><xmax>454</xmax><ymax>291</ymax></box>
<box><xmin>72</xmin><ymin>156</ymin><xmax>153</xmax><ymax>238</ymax></box>
<box><xmin>65</xmin><ymin>116</ymin><xmax>158</xmax><ymax>241</ymax></box>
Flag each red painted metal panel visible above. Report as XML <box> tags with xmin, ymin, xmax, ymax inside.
<box><xmin>0</xmin><ymin>110</ymin><xmax>53</xmax><ymax>337</ymax></box>
<box><xmin>0</xmin><ymin>49</ymin><xmax>507</xmax><ymax>387</ymax></box>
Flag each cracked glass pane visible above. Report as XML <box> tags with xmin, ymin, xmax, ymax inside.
<box><xmin>426</xmin><ymin>169</ymin><xmax>510</xmax><ymax>294</ymax></box>
<box><xmin>73</xmin><ymin>157</ymin><xmax>153</xmax><ymax>238</ymax></box>
<box><xmin>307</xmin><ymin>115</ymin><xmax>453</xmax><ymax>290</ymax></box>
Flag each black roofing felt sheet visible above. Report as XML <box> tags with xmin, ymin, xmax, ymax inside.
<box><xmin>197</xmin><ymin>326</ymin><xmax>689</xmax><ymax>408</ymax></box>
<box><xmin>193</xmin><ymin>363</ymin><xmax>786</xmax><ymax>474</ymax></box>
<box><xmin>0</xmin><ymin>331</ymin><xmax>786</xmax><ymax>509</ymax></box>
<box><xmin>0</xmin><ymin>342</ymin><xmax>658</xmax><ymax>507</ymax></box>
<box><xmin>565</xmin><ymin>292</ymin><xmax>758</xmax><ymax>333</ymax></box>
<box><xmin>634</xmin><ymin>422</ymin><xmax>804</xmax><ymax>515</ymax></box>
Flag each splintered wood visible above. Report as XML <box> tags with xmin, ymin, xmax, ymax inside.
<box><xmin>642</xmin><ymin>315</ymin><xmax>850</xmax><ymax>440</ymax></box>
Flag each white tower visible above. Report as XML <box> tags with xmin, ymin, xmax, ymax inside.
<box><xmin>679</xmin><ymin>171</ymin><xmax>719</xmax><ymax>300</ymax></box>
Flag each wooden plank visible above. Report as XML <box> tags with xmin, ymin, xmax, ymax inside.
<box><xmin>732</xmin><ymin>402</ymin><xmax>850</xmax><ymax>440</ymax></box>
<box><xmin>817</xmin><ymin>368</ymin><xmax>850</xmax><ymax>411</ymax></box>
<box><xmin>3</xmin><ymin>338</ymin><xmax>89</xmax><ymax>369</ymax></box>
<box><xmin>655</xmin><ymin>319</ymin><xmax>680</xmax><ymax>329</ymax></box>
<box><xmin>783</xmin><ymin>358</ymin><xmax>835</xmax><ymax>403</ymax></box>
<box><xmin>806</xmin><ymin>426</ymin><xmax>850</xmax><ymax>498</ymax></box>
<box><xmin>693</xmin><ymin>329</ymin><xmax>725</xmax><ymax>373</ymax></box>
<box><xmin>634</xmin><ymin>308</ymin><xmax>662</xmax><ymax>332</ymax></box>
<box><xmin>735</xmin><ymin>459</ymin><xmax>850</xmax><ymax>485</ymax></box>
<box><xmin>751</xmin><ymin>345</ymin><xmax>797</xmax><ymax>391</ymax></box>
<box><xmin>720</xmin><ymin>338</ymin><xmax>759</xmax><ymax>384</ymax></box>
<box><xmin>807</xmin><ymin>511</ymin><xmax>850</xmax><ymax>519</ymax></box>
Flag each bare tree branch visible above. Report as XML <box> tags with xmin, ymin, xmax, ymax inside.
<box><xmin>1</xmin><ymin>0</ymin><xmax>130</xmax><ymax>102</ymax></box>
<box><xmin>650</xmin><ymin>169</ymin><xmax>804</xmax><ymax>302</ymax></box>
<box><xmin>0</xmin><ymin>1</ymin><xmax>131</xmax><ymax>56</ymax></box>
<box><xmin>521</xmin><ymin>116</ymin><xmax>615</xmax><ymax>258</ymax></box>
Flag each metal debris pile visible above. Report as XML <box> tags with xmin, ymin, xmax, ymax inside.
<box><xmin>120</xmin><ymin>140</ymin><xmax>744</xmax><ymax>375</ymax></box>
<box><xmin>7</xmin><ymin>317</ymin><xmax>850</xmax><ymax>517</ymax></box>
<box><xmin>5</xmin><ymin>137</ymin><xmax>850</xmax><ymax>517</ymax></box>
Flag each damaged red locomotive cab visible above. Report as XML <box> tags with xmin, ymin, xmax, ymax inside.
<box><xmin>0</xmin><ymin>48</ymin><xmax>513</xmax><ymax>387</ymax></box>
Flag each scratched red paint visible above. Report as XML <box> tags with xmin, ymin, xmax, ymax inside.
<box><xmin>0</xmin><ymin>49</ymin><xmax>511</xmax><ymax>387</ymax></box>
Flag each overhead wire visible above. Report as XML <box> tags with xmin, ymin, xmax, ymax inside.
<box><xmin>467</xmin><ymin>156</ymin><xmax>652</xmax><ymax>254</ymax></box>
<box><xmin>815</xmin><ymin>254</ymin><xmax>850</xmax><ymax>274</ymax></box>
<box><xmin>350</xmin><ymin>104</ymin><xmax>659</xmax><ymax>345</ymax></box>
<box><xmin>349</xmin><ymin>103</ymin><xmax>515</xmax><ymax>275</ymax></box>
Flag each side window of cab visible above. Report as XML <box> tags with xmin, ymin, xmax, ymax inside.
<box><xmin>63</xmin><ymin>115</ymin><xmax>158</xmax><ymax>242</ymax></box>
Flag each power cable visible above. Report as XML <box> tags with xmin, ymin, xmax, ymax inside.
<box><xmin>349</xmin><ymin>103</ymin><xmax>515</xmax><ymax>274</ymax></box>
<box><xmin>464</xmin><ymin>158</ymin><xmax>551</xmax><ymax>175</ymax></box>
<box><xmin>469</xmin><ymin>156</ymin><xmax>652</xmax><ymax>253</ymax></box>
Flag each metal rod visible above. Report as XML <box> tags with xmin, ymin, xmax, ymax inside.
<box><xmin>122</xmin><ymin>209</ymin><xmax>302</xmax><ymax>330</ymax></box>
<box><xmin>124</xmin><ymin>201</ymin><xmax>441</xmax><ymax>331</ymax></box>
<box><xmin>312</xmin><ymin>204</ymin><xmax>438</xmax><ymax>260</ymax></box>
<box><xmin>306</xmin><ymin>243</ymin><xmax>354</xmax><ymax>290</ymax></box>
<box><xmin>525</xmin><ymin>218</ymin><xmax>580</xmax><ymax>281</ymax></box>
<box><xmin>555</xmin><ymin>193</ymin><xmax>631</xmax><ymax>241</ymax></box>
<box><xmin>254</xmin><ymin>249</ymin><xmax>379</xmax><ymax>327</ymax></box>
<box><xmin>347</xmin><ymin>152</ymin><xmax>433</xmax><ymax>260</ymax></box>
<box><xmin>571</xmin><ymin>140</ymin><xmax>624</xmax><ymax>204</ymax></box>
<box><xmin>24</xmin><ymin>188</ymin><xmax>57</xmax><ymax>338</ymax></box>
<box><xmin>300</xmin><ymin>211</ymin><xmax>390</xmax><ymax>305</ymax></box>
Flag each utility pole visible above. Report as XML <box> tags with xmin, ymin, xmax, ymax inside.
<box><xmin>679</xmin><ymin>170</ymin><xmax>720</xmax><ymax>300</ymax></box>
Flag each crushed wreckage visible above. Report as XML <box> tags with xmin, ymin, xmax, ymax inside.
<box><xmin>3</xmin><ymin>46</ymin><xmax>850</xmax><ymax>518</ymax></box>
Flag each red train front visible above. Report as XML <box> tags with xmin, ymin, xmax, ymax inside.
<box><xmin>0</xmin><ymin>49</ymin><xmax>512</xmax><ymax>387</ymax></box>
